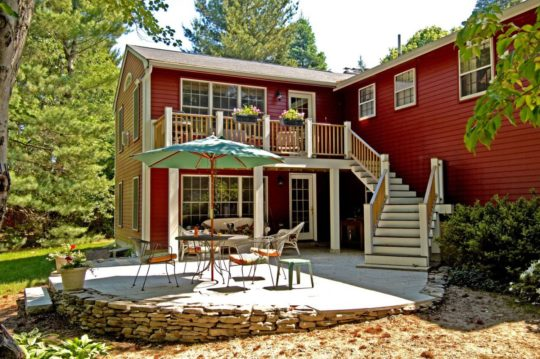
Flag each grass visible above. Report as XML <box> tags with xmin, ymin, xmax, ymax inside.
<box><xmin>0</xmin><ymin>240</ymin><xmax>114</xmax><ymax>295</ymax></box>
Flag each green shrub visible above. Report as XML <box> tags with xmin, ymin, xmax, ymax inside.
<box><xmin>510</xmin><ymin>260</ymin><xmax>540</xmax><ymax>304</ymax></box>
<box><xmin>438</xmin><ymin>194</ymin><xmax>540</xmax><ymax>292</ymax></box>
<box><xmin>14</xmin><ymin>328</ymin><xmax>108</xmax><ymax>359</ymax></box>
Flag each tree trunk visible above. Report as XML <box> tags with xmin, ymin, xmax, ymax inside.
<box><xmin>0</xmin><ymin>0</ymin><xmax>34</xmax><ymax>229</ymax></box>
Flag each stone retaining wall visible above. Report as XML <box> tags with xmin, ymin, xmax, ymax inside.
<box><xmin>51</xmin><ymin>289</ymin><xmax>433</xmax><ymax>343</ymax></box>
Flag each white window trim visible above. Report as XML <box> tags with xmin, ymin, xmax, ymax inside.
<box><xmin>458</xmin><ymin>38</ymin><xmax>495</xmax><ymax>101</ymax></box>
<box><xmin>180</xmin><ymin>174</ymin><xmax>269</xmax><ymax>226</ymax></box>
<box><xmin>288</xmin><ymin>90</ymin><xmax>316</xmax><ymax>121</ymax></box>
<box><xmin>118</xmin><ymin>106</ymin><xmax>124</xmax><ymax>153</ymax></box>
<box><xmin>358</xmin><ymin>83</ymin><xmax>376</xmax><ymax>120</ymax></box>
<box><xmin>180</xmin><ymin>78</ymin><xmax>268</xmax><ymax>115</ymax></box>
<box><xmin>123</xmin><ymin>73</ymin><xmax>132</xmax><ymax>92</ymax></box>
<box><xmin>132</xmin><ymin>176</ymin><xmax>140</xmax><ymax>231</ymax></box>
<box><xmin>117</xmin><ymin>181</ymin><xmax>123</xmax><ymax>228</ymax></box>
<box><xmin>394</xmin><ymin>68</ymin><xmax>416</xmax><ymax>110</ymax></box>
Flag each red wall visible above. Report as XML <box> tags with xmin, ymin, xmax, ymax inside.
<box><xmin>338</xmin><ymin>9</ymin><xmax>540</xmax><ymax>204</ymax></box>
<box><xmin>151</xmin><ymin>68</ymin><xmax>343</xmax><ymax>123</ymax></box>
<box><xmin>150</xmin><ymin>168</ymin><xmax>169</xmax><ymax>246</ymax></box>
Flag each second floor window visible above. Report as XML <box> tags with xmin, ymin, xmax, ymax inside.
<box><xmin>181</xmin><ymin>80</ymin><xmax>266</xmax><ymax>116</ymax></box>
<box><xmin>459</xmin><ymin>40</ymin><xmax>493</xmax><ymax>99</ymax></box>
<box><xmin>358</xmin><ymin>84</ymin><xmax>376</xmax><ymax>119</ymax></box>
<box><xmin>394</xmin><ymin>69</ymin><xmax>416</xmax><ymax>110</ymax></box>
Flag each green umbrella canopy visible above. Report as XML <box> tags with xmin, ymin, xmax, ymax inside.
<box><xmin>132</xmin><ymin>135</ymin><xmax>283</xmax><ymax>169</ymax></box>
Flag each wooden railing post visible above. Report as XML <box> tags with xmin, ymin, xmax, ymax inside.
<box><xmin>216</xmin><ymin>111</ymin><xmax>224</xmax><ymax>137</ymax></box>
<box><xmin>363</xmin><ymin>203</ymin><xmax>373</xmax><ymax>254</ymax></box>
<box><xmin>263</xmin><ymin>115</ymin><xmax>270</xmax><ymax>151</ymax></box>
<box><xmin>381</xmin><ymin>154</ymin><xmax>390</xmax><ymax>199</ymax></box>
<box><xmin>343</xmin><ymin>121</ymin><xmax>352</xmax><ymax>159</ymax></box>
<box><xmin>165</xmin><ymin>107</ymin><xmax>173</xmax><ymax>146</ymax></box>
<box><xmin>306</xmin><ymin>118</ymin><xmax>313</xmax><ymax>158</ymax></box>
<box><xmin>418</xmin><ymin>203</ymin><xmax>429</xmax><ymax>259</ymax></box>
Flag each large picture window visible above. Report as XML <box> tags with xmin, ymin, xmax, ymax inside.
<box><xmin>181</xmin><ymin>175</ymin><xmax>267</xmax><ymax>227</ymax></box>
<box><xmin>394</xmin><ymin>69</ymin><xmax>416</xmax><ymax>109</ymax></box>
<box><xmin>358</xmin><ymin>83</ymin><xmax>376</xmax><ymax>119</ymax></box>
<box><xmin>181</xmin><ymin>80</ymin><xmax>266</xmax><ymax>116</ymax></box>
<box><xmin>459</xmin><ymin>40</ymin><xmax>493</xmax><ymax>99</ymax></box>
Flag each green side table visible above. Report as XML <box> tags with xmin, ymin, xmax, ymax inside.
<box><xmin>276</xmin><ymin>258</ymin><xmax>314</xmax><ymax>289</ymax></box>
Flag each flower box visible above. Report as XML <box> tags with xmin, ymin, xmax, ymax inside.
<box><xmin>234</xmin><ymin>114</ymin><xmax>261</xmax><ymax>123</ymax></box>
<box><xmin>280</xmin><ymin>118</ymin><xmax>304</xmax><ymax>126</ymax></box>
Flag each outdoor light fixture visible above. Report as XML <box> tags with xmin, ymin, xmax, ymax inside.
<box><xmin>275</xmin><ymin>90</ymin><xmax>283</xmax><ymax>101</ymax></box>
<box><xmin>277</xmin><ymin>175</ymin><xmax>285</xmax><ymax>186</ymax></box>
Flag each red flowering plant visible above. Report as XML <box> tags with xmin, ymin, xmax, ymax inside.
<box><xmin>47</xmin><ymin>243</ymin><xmax>88</xmax><ymax>269</ymax></box>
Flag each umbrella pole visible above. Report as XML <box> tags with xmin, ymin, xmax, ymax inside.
<box><xmin>210</xmin><ymin>158</ymin><xmax>215</xmax><ymax>282</ymax></box>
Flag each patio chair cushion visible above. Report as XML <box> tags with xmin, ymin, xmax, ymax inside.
<box><xmin>229</xmin><ymin>253</ymin><xmax>265</xmax><ymax>265</ymax></box>
<box><xmin>250</xmin><ymin>247</ymin><xmax>279</xmax><ymax>257</ymax></box>
<box><xmin>147</xmin><ymin>253</ymin><xmax>177</xmax><ymax>264</ymax></box>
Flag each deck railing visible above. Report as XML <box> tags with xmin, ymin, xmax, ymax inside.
<box><xmin>418</xmin><ymin>158</ymin><xmax>444</xmax><ymax>260</ymax></box>
<box><xmin>312</xmin><ymin>123</ymin><xmax>345</xmax><ymax>157</ymax></box>
<box><xmin>171</xmin><ymin>113</ymin><xmax>213</xmax><ymax>143</ymax></box>
<box><xmin>350</xmin><ymin>131</ymin><xmax>381</xmax><ymax>179</ymax></box>
<box><xmin>222</xmin><ymin>116</ymin><xmax>264</xmax><ymax>147</ymax></box>
<box><xmin>153</xmin><ymin>114</ymin><xmax>165</xmax><ymax>149</ymax></box>
<box><xmin>363</xmin><ymin>169</ymin><xmax>388</xmax><ymax>254</ymax></box>
<box><xmin>268</xmin><ymin>120</ymin><xmax>306</xmax><ymax>155</ymax></box>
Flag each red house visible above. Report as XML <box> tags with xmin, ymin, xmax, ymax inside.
<box><xmin>114</xmin><ymin>0</ymin><xmax>540</xmax><ymax>270</ymax></box>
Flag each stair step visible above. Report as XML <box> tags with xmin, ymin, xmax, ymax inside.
<box><xmin>25</xmin><ymin>287</ymin><xmax>53</xmax><ymax>315</ymax></box>
<box><xmin>372</xmin><ymin>245</ymin><xmax>422</xmax><ymax>256</ymax></box>
<box><xmin>378</xmin><ymin>220</ymin><xmax>419</xmax><ymax>228</ymax></box>
<box><xmin>390</xmin><ymin>191</ymin><xmax>417</xmax><ymax>198</ymax></box>
<box><xmin>389</xmin><ymin>172</ymin><xmax>396</xmax><ymax>178</ymax></box>
<box><xmin>390</xmin><ymin>184</ymin><xmax>409</xmax><ymax>191</ymax></box>
<box><xmin>390</xmin><ymin>178</ymin><xmax>402</xmax><ymax>184</ymax></box>
<box><xmin>380</xmin><ymin>212</ymin><xmax>419</xmax><ymax>220</ymax></box>
<box><xmin>383</xmin><ymin>204</ymin><xmax>419</xmax><ymax>213</ymax></box>
<box><xmin>375</xmin><ymin>227</ymin><xmax>420</xmax><ymax>237</ymax></box>
<box><xmin>364</xmin><ymin>254</ymin><xmax>429</xmax><ymax>268</ymax></box>
<box><xmin>373</xmin><ymin>236</ymin><xmax>421</xmax><ymax>246</ymax></box>
<box><xmin>388</xmin><ymin>197</ymin><xmax>422</xmax><ymax>204</ymax></box>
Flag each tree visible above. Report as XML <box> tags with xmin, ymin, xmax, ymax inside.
<box><xmin>456</xmin><ymin>5</ymin><xmax>539</xmax><ymax>152</ymax></box>
<box><xmin>344</xmin><ymin>55</ymin><xmax>368</xmax><ymax>74</ymax></box>
<box><xmin>185</xmin><ymin>0</ymin><xmax>299</xmax><ymax>65</ymax></box>
<box><xmin>474</xmin><ymin>0</ymin><xmax>522</xmax><ymax>11</ymax></box>
<box><xmin>288</xmin><ymin>17</ymin><xmax>327</xmax><ymax>70</ymax></box>
<box><xmin>380</xmin><ymin>26</ymin><xmax>450</xmax><ymax>63</ymax></box>
<box><xmin>0</xmin><ymin>0</ymin><xmax>181</xmax><ymax>229</ymax></box>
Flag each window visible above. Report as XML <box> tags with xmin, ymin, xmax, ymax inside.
<box><xmin>358</xmin><ymin>84</ymin><xmax>376</xmax><ymax>119</ymax></box>
<box><xmin>181</xmin><ymin>80</ymin><xmax>266</xmax><ymax>116</ymax></box>
<box><xmin>132</xmin><ymin>177</ymin><xmax>140</xmax><ymax>231</ymax></box>
<box><xmin>181</xmin><ymin>175</ymin><xmax>267</xmax><ymax>227</ymax></box>
<box><xmin>459</xmin><ymin>40</ymin><xmax>493</xmax><ymax>99</ymax></box>
<box><xmin>212</xmin><ymin>84</ymin><xmax>238</xmax><ymax>116</ymax></box>
<box><xmin>394</xmin><ymin>69</ymin><xmax>416</xmax><ymax>109</ymax></box>
<box><xmin>117</xmin><ymin>182</ymin><xmax>123</xmax><ymax>227</ymax></box>
<box><xmin>117</xmin><ymin>107</ymin><xmax>124</xmax><ymax>152</ymax></box>
<box><xmin>182</xmin><ymin>80</ymin><xmax>210</xmax><ymax>114</ymax></box>
<box><xmin>123</xmin><ymin>73</ymin><xmax>132</xmax><ymax>92</ymax></box>
<box><xmin>133</xmin><ymin>86</ymin><xmax>140</xmax><ymax>140</ymax></box>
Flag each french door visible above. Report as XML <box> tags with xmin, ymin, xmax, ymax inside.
<box><xmin>289</xmin><ymin>173</ymin><xmax>317</xmax><ymax>240</ymax></box>
<box><xmin>289</xmin><ymin>91</ymin><xmax>315</xmax><ymax>121</ymax></box>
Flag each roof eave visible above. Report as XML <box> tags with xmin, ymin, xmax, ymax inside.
<box><xmin>334</xmin><ymin>0</ymin><xmax>540</xmax><ymax>91</ymax></box>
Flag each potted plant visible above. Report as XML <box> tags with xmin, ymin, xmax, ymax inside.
<box><xmin>233</xmin><ymin>105</ymin><xmax>262</xmax><ymax>123</ymax></box>
<box><xmin>279</xmin><ymin>109</ymin><xmax>305</xmax><ymax>126</ymax></box>
<box><xmin>57</xmin><ymin>245</ymin><xmax>90</xmax><ymax>291</ymax></box>
<box><xmin>47</xmin><ymin>243</ymin><xmax>74</xmax><ymax>272</ymax></box>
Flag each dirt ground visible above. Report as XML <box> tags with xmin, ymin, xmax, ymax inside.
<box><xmin>2</xmin><ymin>286</ymin><xmax>540</xmax><ymax>358</ymax></box>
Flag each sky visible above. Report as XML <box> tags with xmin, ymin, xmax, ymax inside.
<box><xmin>116</xmin><ymin>0</ymin><xmax>477</xmax><ymax>72</ymax></box>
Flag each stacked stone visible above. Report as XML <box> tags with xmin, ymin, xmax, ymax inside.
<box><xmin>51</xmin><ymin>289</ymin><xmax>432</xmax><ymax>343</ymax></box>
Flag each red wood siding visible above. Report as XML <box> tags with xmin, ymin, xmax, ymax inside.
<box><xmin>151</xmin><ymin>68</ymin><xmax>343</xmax><ymax>123</ymax></box>
<box><xmin>338</xmin><ymin>9</ymin><xmax>540</xmax><ymax>204</ymax></box>
<box><xmin>150</xmin><ymin>168</ymin><xmax>169</xmax><ymax>246</ymax></box>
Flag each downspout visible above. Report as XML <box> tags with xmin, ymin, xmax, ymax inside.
<box><xmin>141</xmin><ymin>64</ymin><xmax>153</xmax><ymax>242</ymax></box>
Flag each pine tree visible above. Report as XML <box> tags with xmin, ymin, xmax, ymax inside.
<box><xmin>288</xmin><ymin>17</ymin><xmax>327</xmax><ymax>70</ymax></box>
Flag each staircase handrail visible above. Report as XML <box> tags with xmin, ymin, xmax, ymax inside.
<box><xmin>364</xmin><ymin>169</ymin><xmax>388</xmax><ymax>255</ymax></box>
<box><xmin>418</xmin><ymin>159</ymin><xmax>442</xmax><ymax>261</ymax></box>
<box><xmin>350</xmin><ymin>129</ymin><xmax>383</xmax><ymax>180</ymax></box>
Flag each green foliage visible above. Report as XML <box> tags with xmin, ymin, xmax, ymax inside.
<box><xmin>510</xmin><ymin>260</ymin><xmax>540</xmax><ymax>304</ymax></box>
<box><xmin>381</xmin><ymin>26</ymin><xmax>450</xmax><ymax>63</ymax></box>
<box><xmin>439</xmin><ymin>194</ymin><xmax>540</xmax><ymax>299</ymax></box>
<box><xmin>0</xmin><ymin>0</ymin><xmax>18</xmax><ymax>17</ymax></box>
<box><xmin>456</xmin><ymin>5</ymin><xmax>540</xmax><ymax>152</ymax></box>
<box><xmin>357</xmin><ymin>55</ymin><xmax>367</xmax><ymax>72</ymax></box>
<box><xmin>288</xmin><ymin>17</ymin><xmax>327</xmax><ymax>70</ymax></box>
<box><xmin>474</xmin><ymin>0</ymin><xmax>523</xmax><ymax>11</ymax></box>
<box><xmin>185</xmin><ymin>0</ymin><xmax>300</xmax><ymax>65</ymax></box>
<box><xmin>448</xmin><ymin>267</ymin><xmax>507</xmax><ymax>292</ymax></box>
<box><xmin>14</xmin><ymin>329</ymin><xmax>108</xmax><ymax>359</ymax></box>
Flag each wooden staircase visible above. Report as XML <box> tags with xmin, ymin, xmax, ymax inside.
<box><xmin>348</xmin><ymin>130</ymin><xmax>446</xmax><ymax>271</ymax></box>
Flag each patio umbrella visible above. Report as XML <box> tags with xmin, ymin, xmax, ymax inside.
<box><xmin>132</xmin><ymin>135</ymin><xmax>284</xmax><ymax>281</ymax></box>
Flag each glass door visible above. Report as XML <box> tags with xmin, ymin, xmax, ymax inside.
<box><xmin>289</xmin><ymin>91</ymin><xmax>315</xmax><ymax>121</ymax></box>
<box><xmin>289</xmin><ymin>173</ymin><xmax>317</xmax><ymax>240</ymax></box>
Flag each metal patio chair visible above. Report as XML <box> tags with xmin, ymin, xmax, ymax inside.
<box><xmin>131</xmin><ymin>239</ymin><xmax>179</xmax><ymax>291</ymax></box>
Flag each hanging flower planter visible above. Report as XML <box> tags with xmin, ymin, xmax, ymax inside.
<box><xmin>233</xmin><ymin>105</ymin><xmax>262</xmax><ymax>123</ymax></box>
<box><xmin>279</xmin><ymin>109</ymin><xmax>305</xmax><ymax>126</ymax></box>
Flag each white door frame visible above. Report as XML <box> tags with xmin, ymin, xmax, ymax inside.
<box><xmin>288</xmin><ymin>90</ymin><xmax>316</xmax><ymax>121</ymax></box>
<box><xmin>289</xmin><ymin>173</ymin><xmax>317</xmax><ymax>241</ymax></box>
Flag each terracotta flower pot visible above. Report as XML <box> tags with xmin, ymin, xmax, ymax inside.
<box><xmin>60</xmin><ymin>267</ymin><xmax>88</xmax><ymax>291</ymax></box>
<box><xmin>54</xmin><ymin>256</ymin><xmax>68</xmax><ymax>271</ymax></box>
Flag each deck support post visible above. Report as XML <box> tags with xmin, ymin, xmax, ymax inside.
<box><xmin>343</xmin><ymin>121</ymin><xmax>352</xmax><ymax>159</ymax></box>
<box><xmin>306</xmin><ymin>118</ymin><xmax>313</xmax><ymax>158</ymax></box>
<box><xmin>329</xmin><ymin>168</ymin><xmax>340</xmax><ymax>252</ymax></box>
<box><xmin>165</xmin><ymin>107</ymin><xmax>173</xmax><ymax>146</ymax></box>
<box><xmin>165</xmin><ymin>107</ymin><xmax>179</xmax><ymax>256</ymax></box>
<box><xmin>216</xmin><ymin>111</ymin><xmax>224</xmax><ymax>137</ymax></box>
<box><xmin>263</xmin><ymin>115</ymin><xmax>270</xmax><ymax>151</ymax></box>
<box><xmin>253</xmin><ymin>166</ymin><xmax>264</xmax><ymax>238</ymax></box>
